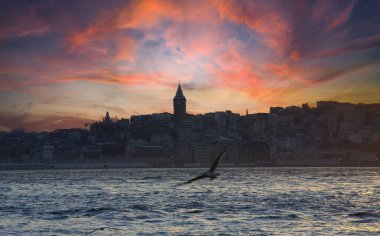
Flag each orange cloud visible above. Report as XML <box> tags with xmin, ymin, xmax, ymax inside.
<box><xmin>67</xmin><ymin>0</ymin><xmax>223</xmax><ymax>61</ymax></box>
<box><xmin>290</xmin><ymin>50</ymin><xmax>300</xmax><ymax>61</ymax></box>
<box><xmin>218</xmin><ymin>0</ymin><xmax>291</xmax><ymax>55</ymax></box>
<box><xmin>0</xmin><ymin>70</ymin><xmax>171</xmax><ymax>92</ymax></box>
<box><xmin>117</xmin><ymin>0</ymin><xmax>181</xmax><ymax>29</ymax></box>
<box><xmin>265</xmin><ymin>64</ymin><xmax>293</xmax><ymax>78</ymax></box>
<box><xmin>57</xmin><ymin>71</ymin><xmax>167</xmax><ymax>86</ymax></box>
<box><xmin>206</xmin><ymin>42</ymin><xmax>273</xmax><ymax>101</ymax></box>
<box><xmin>68</xmin><ymin>0</ymin><xmax>179</xmax><ymax>47</ymax></box>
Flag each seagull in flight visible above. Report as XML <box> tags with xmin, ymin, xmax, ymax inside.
<box><xmin>182</xmin><ymin>148</ymin><xmax>226</xmax><ymax>185</ymax></box>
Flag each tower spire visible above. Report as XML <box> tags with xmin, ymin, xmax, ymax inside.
<box><xmin>175</xmin><ymin>81</ymin><xmax>184</xmax><ymax>98</ymax></box>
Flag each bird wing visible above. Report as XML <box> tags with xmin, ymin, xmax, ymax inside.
<box><xmin>183</xmin><ymin>175</ymin><xmax>207</xmax><ymax>185</ymax></box>
<box><xmin>209</xmin><ymin>148</ymin><xmax>226</xmax><ymax>173</ymax></box>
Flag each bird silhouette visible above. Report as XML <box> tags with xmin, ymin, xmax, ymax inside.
<box><xmin>182</xmin><ymin>148</ymin><xmax>226</xmax><ymax>185</ymax></box>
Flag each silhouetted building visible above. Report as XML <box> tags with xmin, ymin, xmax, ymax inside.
<box><xmin>1</xmin><ymin>94</ymin><xmax>380</xmax><ymax>168</ymax></box>
<box><xmin>89</xmin><ymin>111</ymin><xmax>129</xmax><ymax>144</ymax></box>
<box><xmin>104</xmin><ymin>111</ymin><xmax>111</xmax><ymax>124</ymax></box>
<box><xmin>173</xmin><ymin>82</ymin><xmax>186</xmax><ymax>141</ymax></box>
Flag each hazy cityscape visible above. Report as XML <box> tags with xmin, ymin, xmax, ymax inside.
<box><xmin>1</xmin><ymin>84</ymin><xmax>379</xmax><ymax>169</ymax></box>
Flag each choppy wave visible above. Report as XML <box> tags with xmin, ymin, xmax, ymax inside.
<box><xmin>0</xmin><ymin>167</ymin><xmax>379</xmax><ymax>235</ymax></box>
<box><xmin>349</xmin><ymin>211</ymin><xmax>380</xmax><ymax>218</ymax></box>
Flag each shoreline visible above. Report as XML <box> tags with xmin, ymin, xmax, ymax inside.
<box><xmin>1</xmin><ymin>161</ymin><xmax>379</xmax><ymax>170</ymax></box>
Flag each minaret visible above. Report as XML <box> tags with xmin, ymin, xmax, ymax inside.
<box><xmin>173</xmin><ymin>82</ymin><xmax>186</xmax><ymax>141</ymax></box>
<box><xmin>104</xmin><ymin>110</ymin><xmax>111</xmax><ymax>124</ymax></box>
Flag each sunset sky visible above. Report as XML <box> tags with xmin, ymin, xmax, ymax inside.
<box><xmin>1</xmin><ymin>0</ymin><xmax>380</xmax><ymax>131</ymax></box>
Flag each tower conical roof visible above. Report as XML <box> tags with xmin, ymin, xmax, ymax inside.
<box><xmin>174</xmin><ymin>83</ymin><xmax>185</xmax><ymax>98</ymax></box>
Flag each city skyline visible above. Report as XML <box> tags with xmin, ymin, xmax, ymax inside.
<box><xmin>1</xmin><ymin>0</ymin><xmax>380</xmax><ymax>131</ymax></box>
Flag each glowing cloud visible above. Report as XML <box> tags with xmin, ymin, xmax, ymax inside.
<box><xmin>0</xmin><ymin>0</ymin><xmax>379</xmax><ymax>131</ymax></box>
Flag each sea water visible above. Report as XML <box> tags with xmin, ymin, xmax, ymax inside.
<box><xmin>0</xmin><ymin>167</ymin><xmax>379</xmax><ymax>235</ymax></box>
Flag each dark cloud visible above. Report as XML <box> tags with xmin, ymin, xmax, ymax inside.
<box><xmin>310</xmin><ymin>57</ymin><xmax>380</xmax><ymax>84</ymax></box>
<box><xmin>318</xmin><ymin>35</ymin><xmax>380</xmax><ymax>58</ymax></box>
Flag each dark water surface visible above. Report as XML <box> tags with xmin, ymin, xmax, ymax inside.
<box><xmin>0</xmin><ymin>168</ymin><xmax>379</xmax><ymax>235</ymax></box>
